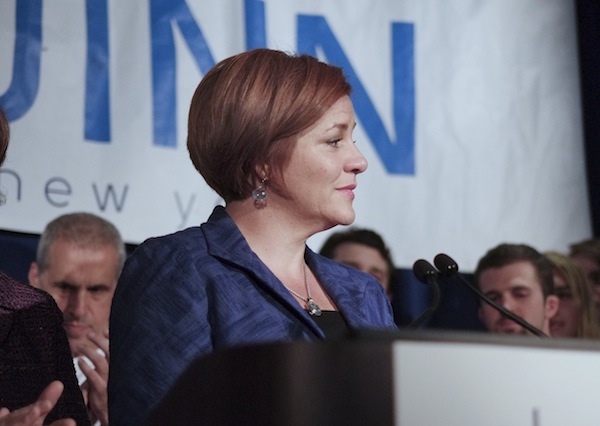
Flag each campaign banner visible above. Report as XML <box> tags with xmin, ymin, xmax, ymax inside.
<box><xmin>0</xmin><ymin>0</ymin><xmax>590</xmax><ymax>270</ymax></box>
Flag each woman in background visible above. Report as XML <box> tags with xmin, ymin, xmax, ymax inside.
<box><xmin>545</xmin><ymin>251</ymin><xmax>600</xmax><ymax>339</ymax></box>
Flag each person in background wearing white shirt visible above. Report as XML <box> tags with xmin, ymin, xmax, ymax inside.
<box><xmin>28</xmin><ymin>213</ymin><xmax>125</xmax><ymax>426</ymax></box>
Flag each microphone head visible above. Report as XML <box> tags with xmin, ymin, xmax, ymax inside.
<box><xmin>434</xmin><ymin>253</ymin><xmax>459</xmax><ymax>277</ymax></box>
<box><xmin>412</xmin><ymin>259</ymin><xmax>438</xmax><ymax>284</ymax></box>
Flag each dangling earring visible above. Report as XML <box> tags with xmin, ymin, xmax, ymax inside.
<box><xmin>252</xmin><ymin>178</ymin><xmax>267</xmax><ymax>209</ymax></box>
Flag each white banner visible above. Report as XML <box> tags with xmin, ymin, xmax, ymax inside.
<box><xmin>0</xmin><ymin>0</ymin><xmax>591</xmax><ymax>270</ymax></box>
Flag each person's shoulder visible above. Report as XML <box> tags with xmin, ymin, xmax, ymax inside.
<box><xmin>311</xmin><ymin>253</ymin><xmax>343</xmax><ymax>269</ymax></box>
<box><xmin>143</xmin><ymin>226</ymin><xmax>204</xmax><ymax>248</ymax></box>
<box><xmin>133</xmin><ymin>226</ymin><xmax>206</xmax><ymax>257</ymax></box>
<box><xmin>0</xmin><ymin>271</ymin><xmax>57</xmax><ymax>311</ymax></box>
<box><xmin>310</xmin><ymin>252</ymin><xmax>366</xmax><ymax>280</ymax></box>
<box><xmin>311</xmin><ymin>252</ymin><xmax>359</xmax><ymax>274</ymax></box>
<box><xmin>121</xmin><ymin>227</ymin><xmax>210</xmax><ymax>283</ymax></box>
<box><xmin>132</xmin><ymin>206</ymin><xmax>229</xmax><ymax>260</ymax></box>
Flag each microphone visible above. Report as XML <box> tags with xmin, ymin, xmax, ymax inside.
<box><xmin>404</xmin><ymin>259</ymin><xmax>442</xmax><ymax>330</ymax></box>
<box><xmin>433</xmin><ymin>253</ymin><xmax>548</xmax><ymax>338</ymax></box>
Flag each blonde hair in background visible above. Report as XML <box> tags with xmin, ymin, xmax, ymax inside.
<box><xmin>545</xmin><ymin>251</ymin><xmax>600</xmax><ymax>339</ymax></box>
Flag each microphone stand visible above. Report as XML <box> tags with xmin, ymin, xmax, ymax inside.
<box><xmin>434</xmin><ymin>253</ymin><xmax>548</xmax><ymax>338</ymax></box>
<box><xmin>404</xmin><ymin>259</ymin><xmax>441</xmax><ymax>330</ymax></box>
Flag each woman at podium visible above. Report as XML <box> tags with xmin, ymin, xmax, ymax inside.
<box><xmin>108</xmin><ymin>48</ymin><xmax>397</xmax><ymax>426</ymax></box>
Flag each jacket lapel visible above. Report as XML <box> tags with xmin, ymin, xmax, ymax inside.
<box><xmin>306</xmin><ymin>250</ymin><xmax>371</xmax><ymax>329</ymax></box>
<box><xmin>202</xmin><ymin>206</ymin><xmax>325</xmax><ymax>338</ymax></box>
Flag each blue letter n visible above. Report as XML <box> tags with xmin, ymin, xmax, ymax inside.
<box><xmin>298</xmin><ymin>15</ymin><xmax>415</xmax><ymax>175</ymax></box>
<box><xmin>150</xmin><ymin>0</ymin><xmax>216</xmax><ymax>147</ymax></box>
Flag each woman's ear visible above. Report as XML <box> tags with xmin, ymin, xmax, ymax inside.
<box><xmin>254</xmin><ymin>164</ymin><xmax>269</xmax><ymax>181</ymax></box>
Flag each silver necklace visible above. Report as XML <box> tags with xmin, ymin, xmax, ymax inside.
<box><xmin>282</xmin><ymin>264</ymin><xmax>322</xmax><ymax>316</ymax></box>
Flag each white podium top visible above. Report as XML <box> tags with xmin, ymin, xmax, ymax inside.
<box><xmin>392</xmin><ymin>332</ymin><xmax>600</xmax><ymax>426</ymax></box>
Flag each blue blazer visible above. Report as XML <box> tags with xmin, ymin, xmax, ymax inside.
<box><xmin>108</xmin><ymin>206</ymin><xmax>396</xmax><ymax>426</ymax></box>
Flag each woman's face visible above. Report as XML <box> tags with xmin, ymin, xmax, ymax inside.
<box><xmin>273</xmin><ymin>95</ymin><xmax>367</xmax><ymax>231</ymax></box>
<box><xmin>550</xmin><ymin>272</ymin><xmax>581</xmax><ymax>338</ymax></box>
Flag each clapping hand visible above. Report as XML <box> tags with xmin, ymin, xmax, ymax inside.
<box><xmin>0</xmin><ymin>381</ymin><xmax>75</xmax><ymax>426</ymax></box>
<box><xmin>78</xmin><ymin>329</ymin><xmax>110</xmax><ymax>426</ymax></box>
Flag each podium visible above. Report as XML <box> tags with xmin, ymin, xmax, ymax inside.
<box><xmin>147</xmin><ymin>330</ymin><xmax>600</xmax><ymax>426</ymax></box>
<box><xmin>146</xmin><ymin>337</ymin><xmax>394</xmax><ymax>425</ymax></box>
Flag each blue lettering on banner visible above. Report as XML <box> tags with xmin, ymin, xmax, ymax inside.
<box><xmin>0</xmin><ymin>2</ymin><xmax>415</xmax><ymax>175</ymax></box>
<box><xmin>85</xmin><ymin>0</ymin><xmax>111</xmax><ymax>142</ymax></box>
<box><xmin>149</xmin><ymin>0</ymin><xmax>216</xmax><ymax>148</ymax></box>
<box><xmin>244</xmin><ymin>0</ymin><xmax>266</xmax><ymax>50</ymax></box>
<box><xmin>0</xmin><ymin>0</ymin><xmax>42</xmax><ymax>121</ymax></box>
<box><xmin>297</xmin><ymin>15</ymin><xmax>415</xmax><ymax>175</ymax></box>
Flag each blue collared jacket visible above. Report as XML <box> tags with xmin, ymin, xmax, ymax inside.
<box><xmin>108</xmin><ymin>206</ymin><xmax>396</xmax><ymax>426</ymax></box>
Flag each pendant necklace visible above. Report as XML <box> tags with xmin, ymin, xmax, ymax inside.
<box><xmin>282</xmin><ymin>264</ymin><xmax>322</xmax><ymax>316</ymax></box>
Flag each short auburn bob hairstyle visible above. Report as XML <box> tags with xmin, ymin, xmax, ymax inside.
<box><xmin>187</xmin><ymin>48</ymin><xmax>351</xmax><ymax>203</ymax></box>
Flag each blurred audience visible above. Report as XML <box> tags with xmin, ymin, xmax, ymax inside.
<box><xmin>28</xmin><ymin>212</ymin><xmax>125</xmax><ymax>426</ymax></box>
<box><xmin>569</xmin><ymin>238</ymin><xmax>600</xmax><ymax>319</ymax></box>
<box><xmin>545</xmin><ymin>251</ymin><xmax>600</xmax><ymax>339</ymax></box>
<box><xmin>319</xmin><ymin>227</ymin><xmax>396</xmax><ymax>299</ymax></box>
<box><xmin>474</xmin><ymin>243</ymin><xmax>558</xmax><ymax>336</ymax></box>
